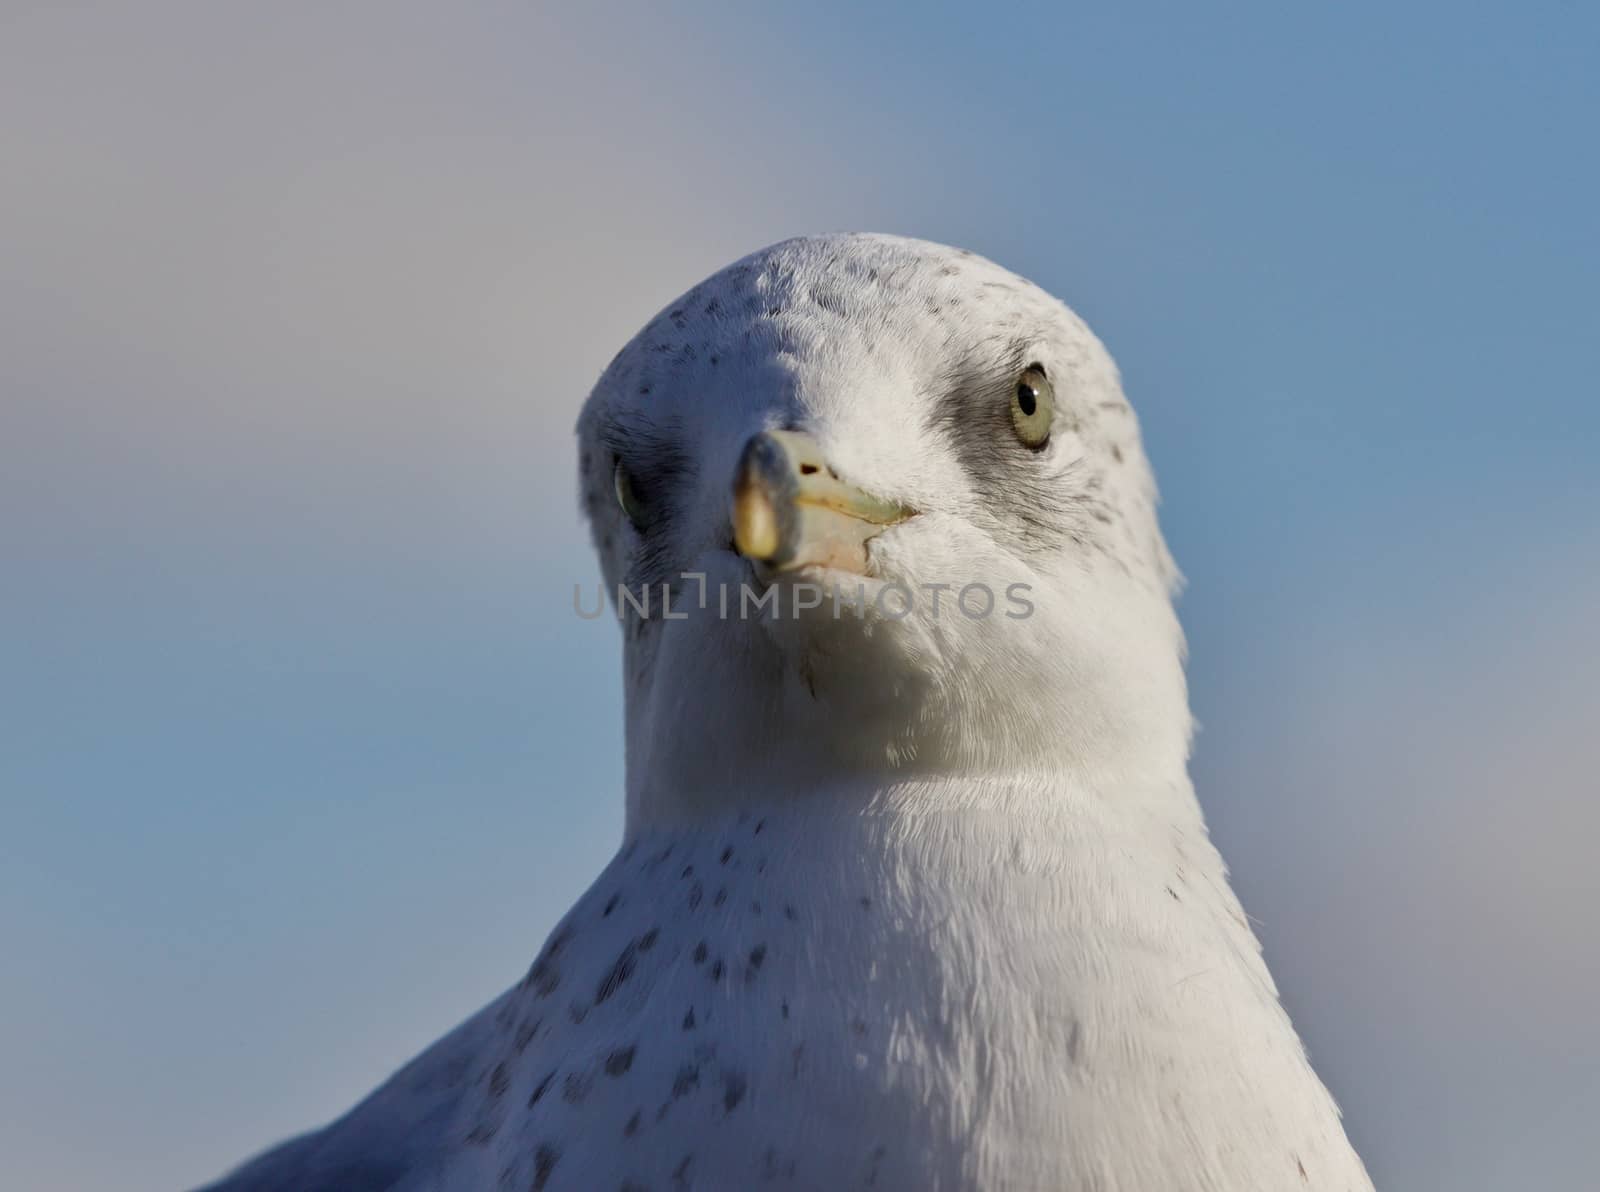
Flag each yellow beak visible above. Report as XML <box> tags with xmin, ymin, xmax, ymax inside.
<box><xmin>731</xmin><ymin>430</ymin><xmax>914</xmax><ymax>574</ymax></box>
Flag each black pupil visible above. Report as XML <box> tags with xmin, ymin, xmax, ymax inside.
<box><xmin>1016</xmin><ymin>381</ymin><xmax>1038</xmax><ymax>417</ymax></box>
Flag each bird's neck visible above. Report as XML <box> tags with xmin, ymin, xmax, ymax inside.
<box><xmin>624</xmin><ymin>739</ymin><xmax>1196</xmax><ymax>831</ymax></box>
<box><xmin>621</xmin><ymin>568</ymin><xmax>1193</xmax><ymax>826</ymax></box>
<box><xmin>617</xmin><ymin>772</ymin><xmax>1256</xmax><ymax>1018</ymax></box>
<box><xmin>624</xmin><ymin>770</ymin><xmax>1210</xmax><ymax>856</ymax></box>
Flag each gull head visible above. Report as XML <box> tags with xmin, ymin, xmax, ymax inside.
<box><xmin>577</xmin><ymin>234</ymin><xmax>1189</xmax><ymax>819</ymax></box>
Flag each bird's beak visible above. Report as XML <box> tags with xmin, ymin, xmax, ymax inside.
<box><xmin>731</xmin><ymin>430</ymin><xmax>914</xmax><ymax>575</ymax></box>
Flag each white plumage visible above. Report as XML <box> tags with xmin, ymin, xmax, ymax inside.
<box><xmin>199</xmin><ymin>234</ymin><xmax>1372</xmax><ymax>1191</ymax></box>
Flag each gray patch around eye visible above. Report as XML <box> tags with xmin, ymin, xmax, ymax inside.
<box><xmin>598</xmin><ymin>413</ymin><xmax>698</xmax><ymax>592</ymax></box>
<box><xmin>599</xmin><ymin>414</ymin><xmax>693</xmax><ymax>493</ymax></box>
<box><xmin>930</xmin><ymin>354</ymin><xmax>1086</xmax><ymax>556</ymax></box>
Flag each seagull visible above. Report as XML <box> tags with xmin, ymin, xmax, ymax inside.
<box><xmin>197</xmin><ymin>234</ymin><xmax>1372</xmax><ymax>1191</ymax></box>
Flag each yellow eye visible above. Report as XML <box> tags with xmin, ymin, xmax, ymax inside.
<box><xmin>1010</xmin><ymin>364</ymin><xmax>1054</xmax><ymax>449</ymax></box>
<box><xmin>613</xmin><ymin>460</ymin><xmax>648</xmax><ymax>527</ymax></box>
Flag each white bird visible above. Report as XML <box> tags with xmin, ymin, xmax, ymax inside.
<box><xmin>198</xmin><ymin>234</ymin><xmax>1372</xmax><ymax>1191</ymax></box>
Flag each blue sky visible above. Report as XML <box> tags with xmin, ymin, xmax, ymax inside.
<box><xmin>2</xmin><ymin>4</ymin><xmax>1596</xmax><ymax>1188</ymax></box>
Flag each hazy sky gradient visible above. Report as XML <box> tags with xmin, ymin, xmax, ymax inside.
<box><xmin>2</xmin><ymin>4</ymin><xmax>1596</xmax><ymax>1189</ymax></box>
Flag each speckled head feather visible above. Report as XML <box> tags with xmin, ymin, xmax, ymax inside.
<box><xmin>196</xmin><ymin>235</ymin><xmax>1371</xmax><ymax>1192</ymax></box>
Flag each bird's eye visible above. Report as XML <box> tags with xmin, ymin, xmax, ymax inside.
<box><xmin>1010</xmin><ymin>364</ymin><xmax>1055</xmax><ymax>449</ymax></box>
<box><xmin>613</xmin><ymin>459</ymin><xmax>648</xmax><ymax>528</ymax></box>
